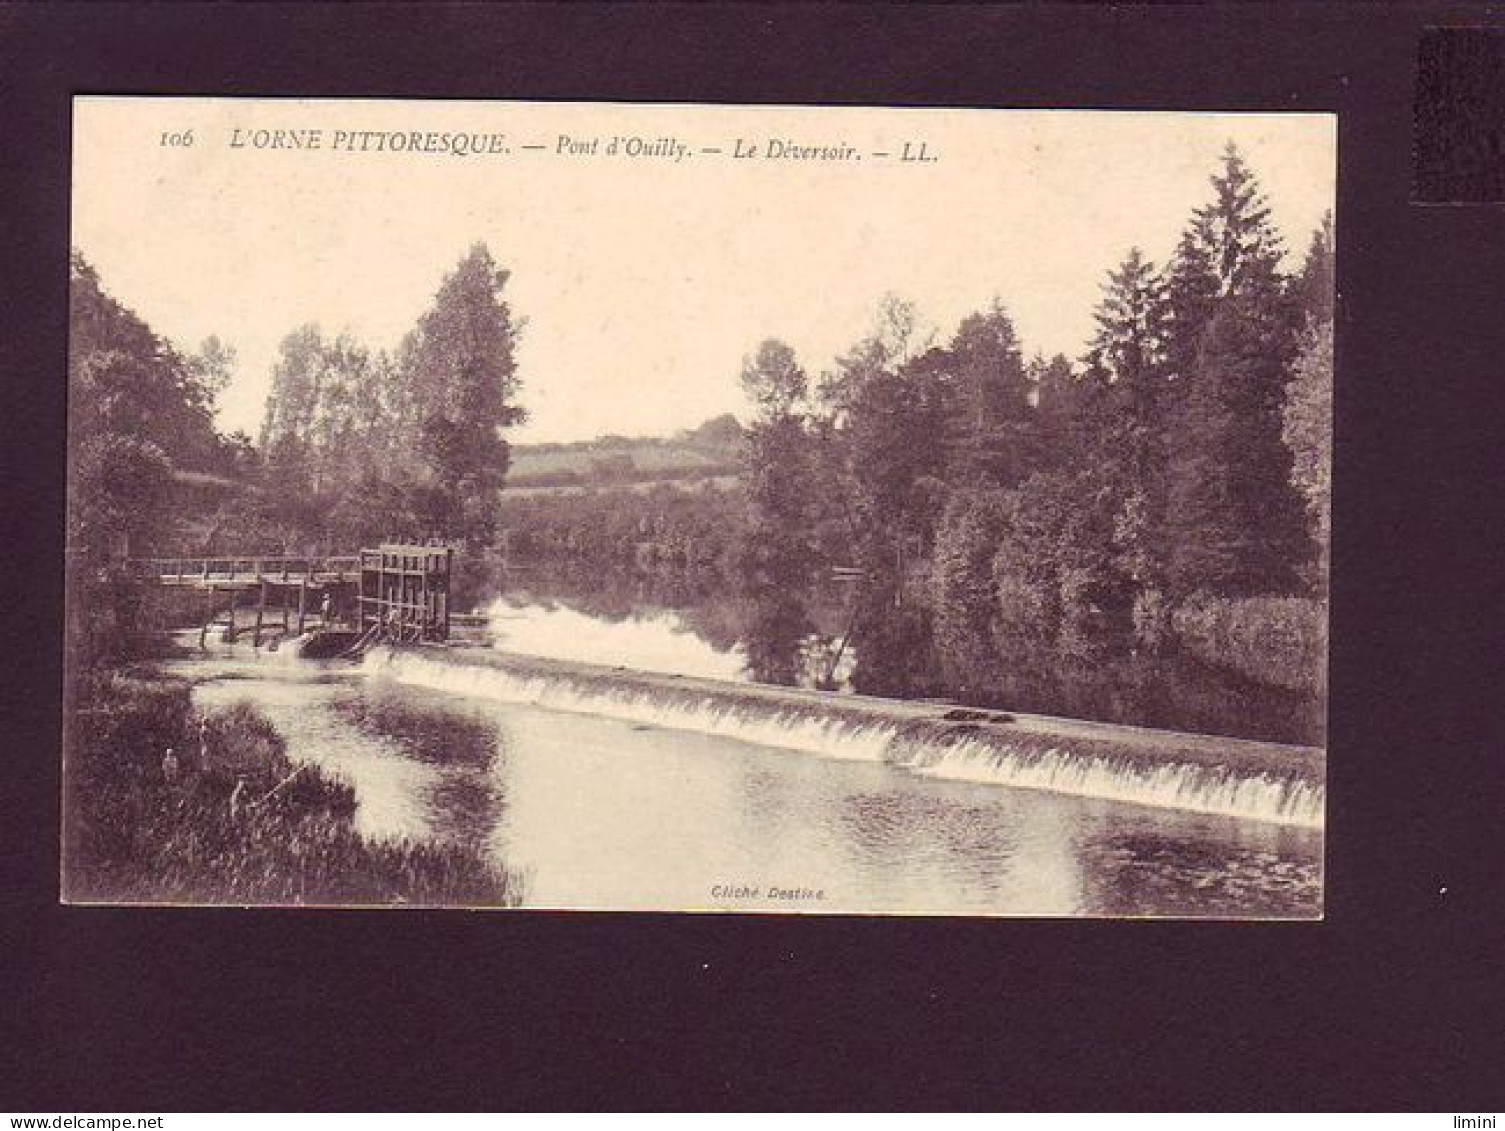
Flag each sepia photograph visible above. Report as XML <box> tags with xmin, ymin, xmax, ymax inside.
<box><xmin>64</xmin><ymin>97</ymin><xmax>1335</xmax><ymax>917</ymax></box>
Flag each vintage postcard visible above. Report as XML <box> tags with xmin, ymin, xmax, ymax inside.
<box><xmin>65</xmin><ymin>97</ymin><xmax>1334</xmax><ymax>916</ymax></box>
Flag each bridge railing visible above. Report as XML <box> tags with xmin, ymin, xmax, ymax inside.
<box><xmin>129</xmin><ymin>555</ymin><xmax>362</xmax><ymax>582</ymax></box>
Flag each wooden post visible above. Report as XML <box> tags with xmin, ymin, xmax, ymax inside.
<box><xmin>296</xmin><ymin>579</ymin><xmax>307</xmax><ymax>635</ymax></box>
<box><xmin>253</xmin><ymin>581</ymin><xmax>266</xmax><ymax>647</ymax></box>
<box><xmin>200</xmin><ymin>588</ymin><xmax>215</xmax><ymax>650</ymax></box>
<box><xmin>282</xmin><ymin>583</ymin><xmax>291</xmax><ymax>631</ymax></box>
<box><xmin>419</xmin><ymin>558</ymin><xmax>429</xmax><ymax>640</ymax></box>
<box><xmin>443</xmin><ymin>547</ymin><xmax>453</xmax><ymax>640</ymax></box>
<box><xmin>225</xmin><ymin>588</ymin><xmax>238</xmax><ymax>642</ymax></box>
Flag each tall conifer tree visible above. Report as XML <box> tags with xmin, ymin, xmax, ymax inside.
<box><xmin>944</xmin><ymin>301</ymin><xmax>1032</xmax><ymax>487</ymax></box>
<box><xmin>1087</xmin><ymin>248</ymin><xmax>1174</xmax><ymax>619</ymax></box>
<box><xmin>1292</xmin><ymin>210</ymin><xmax>1336</xmax><ymax>326</ymax></box>
<box><xmin>1030</xmin><ymin>352</ymin><xmax>1080</xmax><ymax>471</ymax></box>
<box><xmin>1162</xmin><ymin>145</ymin><xmax>1311</xmax><ymax>596</ymax></box>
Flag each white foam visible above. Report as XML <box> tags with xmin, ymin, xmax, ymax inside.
<box><xmin>365</xmin><ymin>648</ymin><xmax>1324</xmax><ymax>828</ymax></box>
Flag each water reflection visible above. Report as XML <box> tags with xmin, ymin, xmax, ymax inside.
<box><xmin>481</xmin><ymin>566</ymin><xmax>1322</xmax><ymax>745</ymax></box>
<box><xmin>484</xmin><ymin>574</ymin><xmax>856</xmax><ymax>691</ymax></box>
<box><xmin>741</xmin><ymin>592</ymin><xmax>813</xmax><ymax>687</ymax></box>
<box><xmin>335</xmin><ymin>687</ymin><xmax>507</xmax><ymax>854</ymax></box>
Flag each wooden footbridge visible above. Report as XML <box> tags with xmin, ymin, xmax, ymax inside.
<box><xmin>131</xmin><ymin>543</ymin><xmax>455</xmax><ymax>652</ymax></box>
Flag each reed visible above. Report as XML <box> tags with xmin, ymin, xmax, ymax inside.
<box><xmin>65</xmin><ymin>674</ymin><xmax>521</xmax><ymax>906</ymax></box>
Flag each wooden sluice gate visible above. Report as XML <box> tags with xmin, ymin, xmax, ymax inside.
<box><xmin>352</xmin><ymin>544</ymin><xmax>454</xmax><ymax>650</ymax></box>
<box><xmin>130</xmin><ymin>544</ymin><xmax>455</xmax><ymax>653</ymax></box>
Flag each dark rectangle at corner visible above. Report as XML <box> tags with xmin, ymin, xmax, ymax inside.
<box><xmin>1414</xmin><ymin>27</ymin><xmax>1505</xmax><ymax>203</ymax></box>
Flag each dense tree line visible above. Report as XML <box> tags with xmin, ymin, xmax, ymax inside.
<box><xmin>498</xmin><ymin>481</ymin><xmax>744</xmax><ymax>574</ymax></box>
<box><xmin>730</xmin><ymin>145</ymin><xmax>1335</xmax><ymax>697</ymax></box>
<box><xmin>239</xmin><ymin>242</ymin><xmax>524</xmax><ymax>554</ymax></box>
<box><xmin>67</xmin><ymin>254</ymin><xmax>252</xmax><ymax>665</ymax></box>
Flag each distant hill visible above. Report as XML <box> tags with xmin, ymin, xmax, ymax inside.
<box><xmin>506</xmin><ymin>413</ymin><xmax>745</xmax><ymax>495</ymax></box>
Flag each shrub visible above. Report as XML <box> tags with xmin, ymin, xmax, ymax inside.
<box><xmin>1170</xmin><ymin>594</ymin><xmax>1327</xmax><ymax>692</ymax></box>
<box><xmin>1131</xmin><ymin>588</ymin><xmax>1172</xmax><ymax>653</ymax></box>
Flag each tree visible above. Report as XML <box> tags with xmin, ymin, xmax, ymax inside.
<box><xmin>1091</xmin><ymin>248</ymin><xmax>1171</xmax><ymax>417</ymax></box>
<box><xmin>189</xmin><ymin>335</ymin><xmax>237</xmax><ymax>405</ymax></box>
<box><xmin>260</xmin><ymin>324</ymin><xmax>325</xmax><ymax>470</ymax></box>
<box><xmin>742</xmin><ymin>592</ymin><xmax>815</xmax><ymax>687</ymax></box>
<box><xmin>815</xmin><ymin>293</ymin><xmax>926</xmax><ymax>422</ymax></box>
<box><xmin>69</xmin><ymin>253</ymin><xmax>221</xmax><ymax>478</ymax></box>
<box><xmin>1166</xmin><ymin>305</ymin><xmax>1312</xmax><ymax>595</ymax></box>
<box><xmin>1164</xmin><ymin>144</ymin><xmax>1290</xmax><ymax>379</ymax></box>
<box><xmin>67</xmin><ymin>254</ymin><xmax>226</xmax><ymax>663</ymax></box>
<box><xmin>736</xmin><ymin>339</ymin><xmax>818</xmax><ymax>591</ymax></box>
<box><xmin>252</xmin><ymin>247</ymin><xmax>527</xmax><ymax>553</ymax></box>
<box><xmin>1030</xmin><ymin>352</ymin><xmax>1081</xmax><ymax>471</ymax></box>
<box><xmin>943</xmin><ymin>300</ymin><xmax>1033</xmax><ymax>487</ymax></box>
<box><xmin>683</xmin><ymin>412</ymin><xmax>745</xmax><ymax>451</ymax></box>
<box><xmin>396</xmin><ymin>243</ymin><xmax>525</xmax><ymax>549</ymax></box>
<box><xmin>1282</xmin><ymin>319</ymin><xmax>1333</xmax><ymax>582</ymax></box>
<box><xmin>1161</xmin><ymin>145</ymin><xmax>1311</xmax><ymax>597</ymax></box>
<box><xmin>928</xmin><ymin>489</ymin><xmax>1013</xmax><ymax>695</ymax></box>
<box><xmin>1163</xmin><ymin>207</ymin><xmax>1221</xmax><ymax>395</ymax></box>
<box><xmin>1086</xmin><ymin>248</ymin><xmax>1176</xmax><ymax>635</ymax></box>
<box><xmin>255</xmin><ymin>326</ymin><xmax>416</xmax><ymax>549</ymax></box>
<box><xmin>739</xmin><ymin>339</ymin><xmax>807</xmax><ymax>418</ymax></box>
<box><xmin>1202</xmin><ymin>143</ymin><xmax>1288</xmax><ymax>299</ymax></box>
<box><xmin>845</xmin><ymin>347</ymin><xmax>953</xmax><ymax>556</ymax></box>
<box><xmin>1291</xmin><ymin>211</ymin><xmax>1336</xmax><ymax>327</ymax></box>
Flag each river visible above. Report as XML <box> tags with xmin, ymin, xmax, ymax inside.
<box><xmin>157</xmin><ymin>595</ymin><xmax>1324</xmax><ymax>918</ymax></box>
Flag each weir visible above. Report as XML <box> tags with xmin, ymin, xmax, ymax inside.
<box><xmin>363</xmin><ymin>645</ymin><xmax>1326</xmax><ymax>828</ymax></box>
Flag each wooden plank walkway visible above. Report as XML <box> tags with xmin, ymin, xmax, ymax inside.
<box><xmin>130</xmin><ymin>556</ymin><xmax>361</xmax><ymax>590</ymax></box>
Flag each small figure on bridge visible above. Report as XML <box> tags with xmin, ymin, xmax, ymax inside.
<box><xmin>320</xmin><ymin>591</ymin><xmax>333</xmax><ymax>624</ymax></box>
<box><xmin>161</xmin><ymin>746</ymin><xmax>180</xmax><ymax>784</ymax></box>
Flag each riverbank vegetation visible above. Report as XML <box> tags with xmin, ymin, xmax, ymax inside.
<box><xmin>66</xmin><ymin>673</ymin><xmax>519</xmax><ymax>905</ymax></box>
<box><xmin>66</xmin><ymin>241</ymin><xmax>528</xmax><ymax>664</ymax></box>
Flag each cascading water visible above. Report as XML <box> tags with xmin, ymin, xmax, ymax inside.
<box><xmin>364</xmin><ymin>646</ymin><xmax>1325</xmax><ymax>829</ymax></box>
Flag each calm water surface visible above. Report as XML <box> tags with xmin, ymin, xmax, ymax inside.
<box><xmin>162</xmin><ymin>628</ymin><xmax>1323</xmax><ymax>918</ymax></box>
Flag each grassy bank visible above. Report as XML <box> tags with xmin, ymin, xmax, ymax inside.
<box><xmin>65</xmin><ymin>672</ymin><xmax>521</xmax><ymax>906</ymax></box>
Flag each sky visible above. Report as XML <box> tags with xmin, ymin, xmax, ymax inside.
<box><xmin>72</xmin><ymin>99</ymin><xmax>1335</xmax><ymax>445</ymax></box>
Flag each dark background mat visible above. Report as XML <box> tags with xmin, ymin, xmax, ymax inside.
<box><xmin>1415</xmin><ymin>26</ymin><xmax>1505</xmax><ymax>201</ymax></box>
<box><xmin>2</xmin><ymin>2</ymin><xmax>1502</xmax><ymax>1111</ymax></box>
